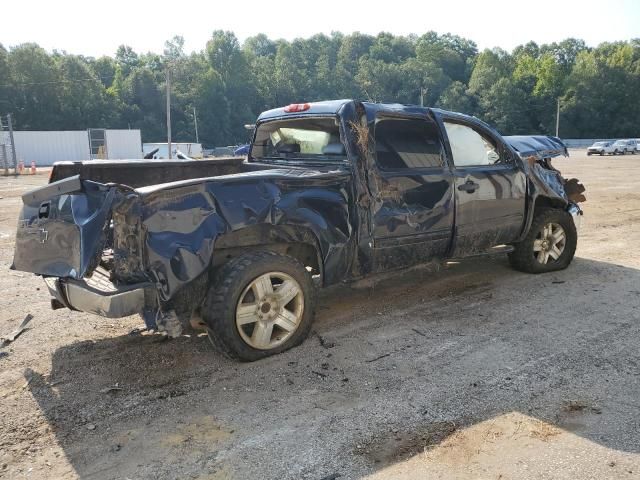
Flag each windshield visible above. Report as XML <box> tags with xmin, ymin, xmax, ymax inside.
<box><xmin>593</xmin><ymin>142</ymin><xmax>608</xmax><ymax>146</ymax></box>
<box><xmin>613</xmin><ymin>140</ymin><xmax>625</xmax><ymax>145</ymax></box>
<box><xmin>251</xmin><ymin>117</ymin><xmax>346</xmax><ymax>162</ymax></box>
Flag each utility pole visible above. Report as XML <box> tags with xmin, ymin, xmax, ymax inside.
<box><xmin>0</xmin><ymin>116</ymin><xmax>7</xmax><ymax>176</ymax></box>
<box><xmin>166</xmin><ymin>67</ymin><xmax>172</xmax><ymax>159</ymax></box>
<box><xmin>420</xmin><ymin>87</ymin><xmax>428</xmax><ymax>107</ymax></box>
<box><xmin>193</xmin><ymin>107</ymin><xmax>199</xmax><ymax>144</ymax></box>
<box><xmin>555</xmin><ymin>98</ymin><xmax>560</xmax><ymax>137</ymax></box>
<box><xmin>7</xmin><ymin>114</ymin><xmax>17</xmax><ymax>174</ymax></box>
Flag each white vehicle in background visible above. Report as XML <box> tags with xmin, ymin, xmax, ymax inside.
<box><xmin>612</xmin><ymin>139</ymin><xmax>635</xmax><ymax>155</ymax></box>
<box><xmin>587</xmin><ymin>141</ymin><xmax>616</xmax><ymax>156</ymax></box>
<box><xmin>626</xmin><ymin>139</ymin><xmax>640</xmax><ymax>153</ymax></box>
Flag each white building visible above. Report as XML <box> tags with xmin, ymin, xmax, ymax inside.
<box><xmin>0</xmin><ymin>129</ymin><xmax>142</xmax><ymax>166</ymax></box>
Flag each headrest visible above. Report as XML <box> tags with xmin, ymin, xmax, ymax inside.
<box><xmin>278</xmin><ymin>143</ymin><xmax>300</xmax><ymax>153</ymax></box>
<box><xmin>322</xmin><ymin>143</ymin><xmax>346</xmax><ymax>155</ymax></box>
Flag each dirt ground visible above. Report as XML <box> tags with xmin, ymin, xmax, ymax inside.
<box><xmin>0</xmin><ymin>151</ymin><xmax>639</xmax><ymax>480</ymax></box>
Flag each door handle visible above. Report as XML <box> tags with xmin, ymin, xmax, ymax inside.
<box><xmin>38</xmin><ymin>201</ymin><xmax>50</xmax><ymax>219</ymax></box>
<box><xmin>458</xmin><ymin>180</ymin><xmax>479</xmax><ymax>193</ymax></box>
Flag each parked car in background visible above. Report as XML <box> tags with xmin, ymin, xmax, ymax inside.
<box><xmin>626</xmin><ymin>139</ymin><xmax>640</xmax><ymax>153</ymax></box>
<box><xmin>612</xmin><ymin>139</ymin><xmax>635</xmax><ymax>154</ymax></box>
<box><xmin>587</xmin><ymin>141</ymin><xmax>616</xmax><ymax>155</ymax></box>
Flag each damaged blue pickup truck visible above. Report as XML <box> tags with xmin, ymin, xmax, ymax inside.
<box><xmin>12</xmin><ymin>100</ymin><xmax>585</xmax><ymax>361</ymax></box>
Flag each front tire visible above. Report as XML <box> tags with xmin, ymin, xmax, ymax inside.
<box><xmin>509</xmin><ymin>208</ymin><xmax>577</xmax><ymax>274</ymax></box>
<box><xmin>202</xmin><ymin>251</ymin><xmax>315</xmax><ymax>361</ymax></box>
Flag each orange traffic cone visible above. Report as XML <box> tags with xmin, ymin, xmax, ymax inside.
<box><xmin>30</xmin><ymin>161</ymin><xmax>36</xmax><ymax>175</ymax></box>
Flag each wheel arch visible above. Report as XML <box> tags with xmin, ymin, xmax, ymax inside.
<box><xmin>517</xmin><ymin>193</ymin><xmax>568</xmax><ymax>243</ymax></box>
<box><xmin>212</xmin><ymin>224</ymin><xmax>324</xmax><ymax>282</ymax></box>
<box><xmin>533</xmin><ymin>195</ymin><xmax>566</xmax><ymax>212</ymax></box>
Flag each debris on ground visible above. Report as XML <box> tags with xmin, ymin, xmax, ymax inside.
<box><xmin>319</xmin><ymin>474</ymin><xmax>341</xmax><ymax>480</ymax></box>
<box><xmin>563</xmin><ymin>400</ymin><xmax>589</xmax><ymax>412</ymax></box>
<box><xmin>315</xmin><ymin>331</ymin><xmax>335</xmax><ymax>349</ymax></box>
<box><xmin>99</xmin><ymin>385</ymin><xmax>123</xmax><ymax>394</ymax></box>
<box><xmin>562</xmin><ymin>400</ymin><xmax>602</xmax><ymax>414</ymax></box>
<box><xmin>0</xmin><ymin>314</ymin><xmax>33</xmax><ymax>349</ymax></box>
<box><xmin>128</xmin><ymin>326</ymin><xmax>148</xmax><ymax>335</ymax></box>
<box><xmin>366</xmin><ymin>352</ymin><xmax>392</xmax><ymax>363</ymax></box>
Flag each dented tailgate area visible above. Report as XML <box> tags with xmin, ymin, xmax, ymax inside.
<box><xmin>12</xmin><ymin>176</ymin><xmax>155</xmax><ymax>319</ymax></box>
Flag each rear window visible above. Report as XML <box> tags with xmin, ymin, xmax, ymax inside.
<box><xmin>251</xmin><ymin>117</ymin><xmax>346</xmax><ymax>162</ymax></box>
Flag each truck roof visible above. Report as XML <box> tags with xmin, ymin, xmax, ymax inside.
<box><xmin>257</xmin><ymin>100</ymin><xmax>353</xmax><ymax>120</ymax></box>
<box><xmin>255</xmin><ymin>99</ymin><xmax>567</xmax><ymax>160</ymax></box>
<box><xmin>256</xmin><ymin>99</ymin><xmax>483</xmax><ymax>127</ymax></box>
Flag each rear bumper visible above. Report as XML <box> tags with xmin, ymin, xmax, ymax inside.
<box><xmin>45</xmin><ymin>276</ymin><xmax>154</xmax><ymax>318</ymax></box>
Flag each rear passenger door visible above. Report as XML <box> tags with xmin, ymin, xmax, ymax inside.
<box><xmin>368</xmin><ymin>114</ymin><xmax>454</xmax><ymax>272</ymax></box>
<box><xmin>442</xmin><ymin>120</ymin><xmax>526</xmax><ymax>256</ymax></box>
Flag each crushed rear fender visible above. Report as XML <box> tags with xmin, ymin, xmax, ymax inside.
<box><xmin>133</xmin><ymin>169</ymin><xmax>355</xmax><ymax>302</ymax></box>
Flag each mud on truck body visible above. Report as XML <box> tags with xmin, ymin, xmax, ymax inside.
<box><xmin>12</xmin><ymin>100</ymin><xmax>585</xmax><ymax>361</ymax></box>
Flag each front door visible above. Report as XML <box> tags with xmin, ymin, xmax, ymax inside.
<box><xmin>368</xmin><ymin>114</ymin><xmax>455</xmax><ymax>272</ymax></box>
<box><xmin>442</xmin><ymin>120</ymin><xmax>526</xmax><ymax>256</ymax></box>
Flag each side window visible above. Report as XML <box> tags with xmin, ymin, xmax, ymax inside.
<box><xmin>374</xmin><ymin>118</ymin><xmax>443</xmax><ymax>170</ymax></box>
<box><xmin>444</xmin><ymin>122</ymin><xmax>503</xmax><ymax>167</ymax></box>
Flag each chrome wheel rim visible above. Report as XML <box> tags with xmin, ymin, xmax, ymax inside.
<box><xmin>533</xmin><ymin>222</ymin><xmax>566</xmax><ymax>265</ymax></box>
<box><xmin>235</xmin><ymin>272</ymin><xmax>304</xmax><ymax>350</ymax></box>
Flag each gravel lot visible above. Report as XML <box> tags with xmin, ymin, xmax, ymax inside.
<box><xmin>0</xmin><ymin>151</ymin><xmax>639</xmax><ymax>479</ymax></box>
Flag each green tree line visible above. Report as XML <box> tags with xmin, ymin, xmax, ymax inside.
<box><xmin>1</xmin><ymin>32</ymin><xmax>639</xmax><ymax>146</ymax></box>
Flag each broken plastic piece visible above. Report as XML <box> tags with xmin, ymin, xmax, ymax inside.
<box><xmin>0</xmin><ymin>314</ymin><xmax>33</xmax><ymax>349</ymax></box>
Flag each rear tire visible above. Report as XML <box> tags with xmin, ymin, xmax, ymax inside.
<box><xmin>509</xmin><ymin>208</ymin><xmax>577</xmax><ymax>274</ymax></box>
<box><xmin>202</xmin><ymin>251</ymin><xmax>315</xmax><ymax>361</ymax></box>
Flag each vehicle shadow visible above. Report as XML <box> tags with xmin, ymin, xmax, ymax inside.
<box><xmin>24</xmin><ymin>256</ymin><xmax>640</xmax><ymax>479</ymax></box>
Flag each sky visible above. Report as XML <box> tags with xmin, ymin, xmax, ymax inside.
<box><xmin>3</xmin><ymin>0</ymin><xmax>639</xmax><ymax>57</ymax></box>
